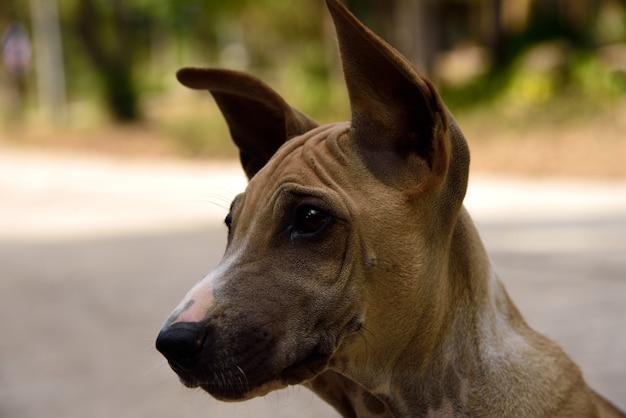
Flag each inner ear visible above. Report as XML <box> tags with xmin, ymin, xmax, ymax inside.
<box><xmin>177</xmin><ymin>68</ymin><xmax>318</xmax><ymax>180</ymax></box>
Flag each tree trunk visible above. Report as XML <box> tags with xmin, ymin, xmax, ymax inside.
<box><xmin>74</xmin><ymin>0</ymin><xmax>141</xmax><ymax>122</ymax></box>
<box><xmin>29</xmin><ymin>0</ymin><xmax>67</xmax><ymax>124</ymax></box>
<box><xmin>390</xmin><ymin>0</ymin><xmax>439</xmax><ymax>75</ymax></box>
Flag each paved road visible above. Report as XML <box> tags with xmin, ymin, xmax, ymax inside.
<box><xmin>1</xmin><ymin>149</ymin><xmax>625</xmax><ymax>417</ymax></box>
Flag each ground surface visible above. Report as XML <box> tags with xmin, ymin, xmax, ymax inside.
<box><xmin>1</xmin><ymin>147</ymin><xmax>625</xmax><ymax>417</ymax></box>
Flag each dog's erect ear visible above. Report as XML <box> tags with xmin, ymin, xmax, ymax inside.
<box><xmin>177</xmin><ymin>68</ymin><xmax>318</xmax><ymax>180</ymax></box>
<box><xmin>325</xmin><ymin>0</ymin><xmax>449</xmax><ymax>186</ymax></box>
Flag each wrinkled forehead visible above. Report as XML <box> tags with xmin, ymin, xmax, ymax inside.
<box><xmin>245</xmin><ymin>122</ymin><xmax>355</xmax><ymax>195</ymax></box>
<box><xmin>229</xmin><ymin>121</ymin><xmax>372</xmax><ymax>220</ymax></box>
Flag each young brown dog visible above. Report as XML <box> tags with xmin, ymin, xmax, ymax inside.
<box><xmin>156</xmin><ymin>1</ymin><xmax>625</xmax><ymax>416</ymax></box>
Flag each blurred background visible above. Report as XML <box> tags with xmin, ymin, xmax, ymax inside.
<box><xmin>0</xmin><ymin>0</ymin><xmax>625</xmax><ymax>175</ymax></box>
<box><xmin>1</xmin><ymin>1</ymin><xmax>625</xmax><ymax>417</ymax></box>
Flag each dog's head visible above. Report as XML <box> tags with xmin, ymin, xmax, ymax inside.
<box><xmin>156</xmin><ymin>0</ymin><xmax>470</xmax><ymax>401</ymax></box>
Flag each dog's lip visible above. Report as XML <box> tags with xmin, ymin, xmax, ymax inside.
<box><xmin>199</xmin><ymin>379</ymin><xmax>287</xmax><ymax>401</ymax></box>
<box><xmin>185</xmin><ymin>348</ymin><xmax>332</xmax><ymax>400</ymax></box>
<box><xmin>194</xmin><ymin>372</ymin><xmax>287</xmax><ymax>401</ymax></box>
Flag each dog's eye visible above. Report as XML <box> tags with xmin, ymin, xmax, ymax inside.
<box><xmin>293</xmin><ymin>205</ymin><xmax>330</xmax><ymax>235</ymax></box>
<box><xmin>224</xmin><ymin>213</ymin><xmax>233</xmax><ymax>230</ymax></box>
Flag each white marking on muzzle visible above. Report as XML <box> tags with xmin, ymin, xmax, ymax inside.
<box><xmin>167</xmin><ymin>255</ymin><xmax>237</xmax><ymax>325</ymax></box>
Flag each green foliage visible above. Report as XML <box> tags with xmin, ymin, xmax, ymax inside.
<box><xmin>570</xmin><ymin>52</ymin><xmax>626</xmax><ymax>102</ymax></box>
<box><xmin>3</xmin><ymin>0</ymin><xmax>626</xmax><ymax>155</ymax></box>
<box><xmin>442</xmin><ymin>44</ymin><xmax>626</xmax><ymax>128</ymax></box>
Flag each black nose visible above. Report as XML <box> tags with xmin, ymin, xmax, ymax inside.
<box><xmin>156</xmin><ymin>322</ymin><xmax>207</xmax><ymax>369</ymax></box>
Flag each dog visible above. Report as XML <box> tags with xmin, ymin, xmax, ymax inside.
<box><xmin>155</xmin><ymin>0</ymin><xmax>625</xmax><ymax>416</ymax></box>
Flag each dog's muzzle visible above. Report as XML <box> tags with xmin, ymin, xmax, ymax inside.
<box><xmin>156</xmin><ymin>319</ymin><xmax>334</xmax><ymax>400</ymax></box>
<box><xmin>156</xmin><ymin>321</ymin><xmax>256</xmax><ymax>400</ymax></box>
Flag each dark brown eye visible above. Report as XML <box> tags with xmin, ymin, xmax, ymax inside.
<box><xmin>224</xmin><ymin>213</ymin><xmax>233</xmax><ymax>230</ymax></box>
<box><xmin>293</xmin><ymin>205</ymin><xmax>330</xmax><ymax>235</ymax></box>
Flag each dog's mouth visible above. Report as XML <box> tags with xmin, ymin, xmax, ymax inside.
<box><xmin>176</xmin><ymin>346</ymin><xmax>332</xmax><ymax>401</ymax></box>
<box><xmin>157</xmin><ymin>312</ymin><xmax>344</xmax><ymax>402</ymax></box>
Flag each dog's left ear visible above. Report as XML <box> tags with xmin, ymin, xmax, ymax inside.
<box><xmin>326</xmin><ymin>0</ymin><xmax>450</xmax><ymax>188</ymax></box>
<box><xmin>177</xmin><ymin>68</ymin><xmax>319</xmax><ymax>180</ymax></box>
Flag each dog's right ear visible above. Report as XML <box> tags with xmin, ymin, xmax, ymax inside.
<box><xmin>177</xmin><ymin>68</ymin><xmax>318</xmax><ymax>180</ymax></box>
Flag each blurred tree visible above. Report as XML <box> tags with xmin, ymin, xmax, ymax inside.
<box><xmin>391</xmin><ymin>0</ymin><xmax>440</xmax><ymax>74</ymax></box>
<box><xmin>6</xmin><ymin>0</ymin><xmax>618</xmax><ymax>132</ymax></box>
<box><xmin>345</xmin><ymin>0</ymin><xmax>612</xmax><ymax>75</ymax></box>
<box><xmin>73</xmin><ymin>0</ymin><xmax>144</xmax><ymax>122</ymax></box>
<box><xmin>345</xmin><ymin>0</ymin><xmax>442</xmax><ymax>75</ymax></box>
<box><xmin>1</xmin><ymin>0</ymin><xmax>31</xmax><ymax>123</ymax></box>
<box><xmin>30</xmin><ymin>0</ymin><xmax>67</xmax><ymax>124</ymax></box>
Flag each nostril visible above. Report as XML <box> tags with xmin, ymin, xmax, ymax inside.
<box><xmin>156</xmin><ymin>322</ymin><xmax>207</xmax><ymax>368</ymax></box>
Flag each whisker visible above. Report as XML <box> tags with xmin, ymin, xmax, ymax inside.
<box><xmin>196</xmin><ymin>193</ymin><xmax>234</xmax><ymax>210</ymax></box>
<box><xmin>357</xmin><ymin>325</ymin><xmax>386</xmax><ymax>373</ymax></box>
<box><xmin>144</xmin><ymin>359</ymin><xmax>169</xmax><ymax>377</ymax></box>
<box><xmin>196</xmin><ymin>188</ymin><xmax>239</xmax><ymax>207</ymax></box>
<box><xmin>235</xmin><ymin>365</ymin><xmax>249</xmax><ymax>387</ymax></box>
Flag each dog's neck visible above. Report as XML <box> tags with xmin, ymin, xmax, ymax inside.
<box><xmin>309</xmin><ymin>208</ymin><xmax>546</xmax><ymax>417</ymax></box>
